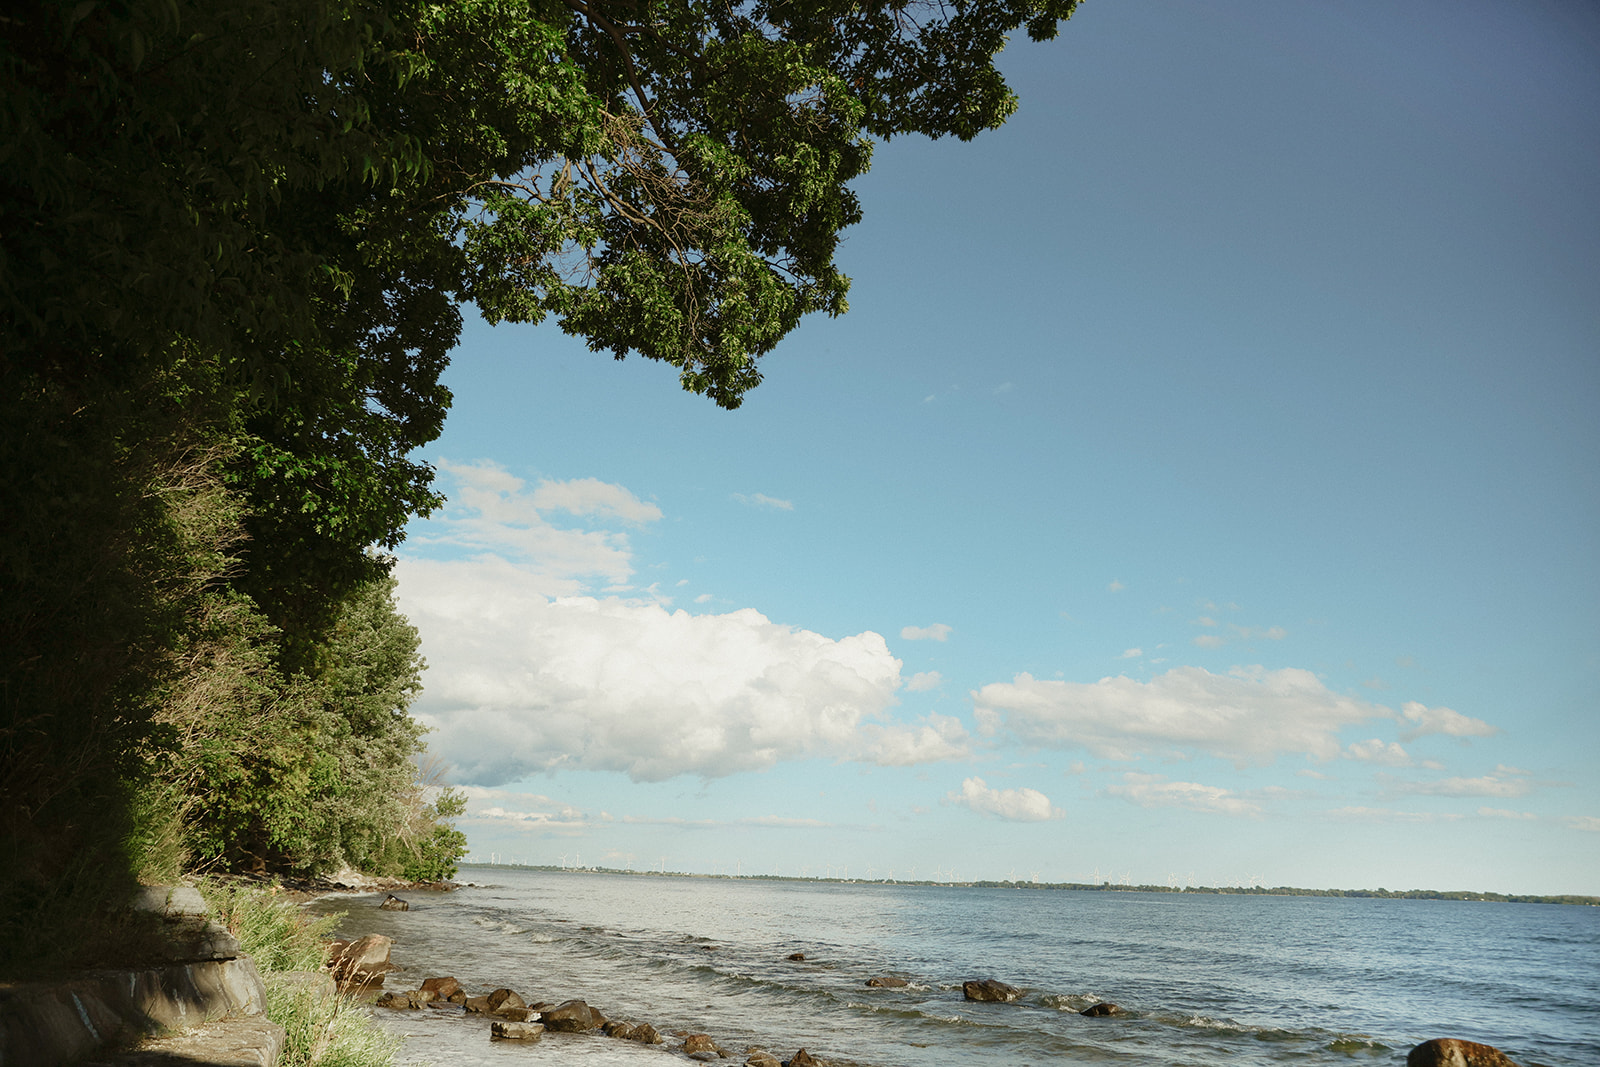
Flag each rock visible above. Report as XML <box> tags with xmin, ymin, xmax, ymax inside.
<box><xmin>1080</xmin><ymin>1002</ymin><xmax>1123</xmax><ymax>1017</ymax></box>
<box><xmin>129</xmin><ymin>885</ymin><xmax>211</xmax><ymax>919</ymax></box>
<box><xmin>486</xmin><ymin>988</ymin><xmax>526</xmax><ymax>1013</ymax></box>
<box><xmin>605</xmin><ymin>1021</ymin><xmax>664</xmax><ymax>1044</ymax></box>
<box><xmin>786</xmin><ymin>952</ymin><xmax>806</xmax><ymax>961</ymax></box>
<box><xmin>375</xmin><ymin>991</ymin><xmax>422</xmax><ymax>1010</ymax></box>
<box><xmin>683</xmin><ymin>1033</ymin><xmax>720</xmax><ymax>1054</ymax></box>
<box><xmin>491</xmin><ymin>1020</ymin><xmax>546</xmax><ymax>1041</ymax></box>
<box><xmin>419</xmin><ymin>976</ymin><xmax>462</xmax><ymax>1000</ymax></box>
<box><xmin>378</xmin><ymin>893</ymin><xmax>410</xmax><ymax>911</ymax></box>
<box><xmin>962</xmin><ymin>979</ymin><xmax>1021</xmax><ymax>1003</ymax></box>
<box><xmin>746</xmin><ymin>1051</ymin><xmax>782</xmax><ymax>1067</ymax></box>
<box><xmin>1407</xmin><ymin>1039</ymin><xmax>1523</xmax><ymax>1067</ymax></box>
<box><xmin>786</xmin><ymin>1049</ymin><xmax>820</xmax><ymax>1067</ymax></box>
<box><xmin>540</xmin><ymin>998</ymin><xmax>606</xmax><ymax>1032</ymax></box>
<box><xmin>463</xmin><ymin>996</ymin><xmax>493</xmax><ymax>1014</ymax></box>
<box><xmin>447</xmin><ymin>989</ymin><xmax>467</xmax><ymax>1004</ymax></box>
<box><xmin>326</xmin><ymin>934</ymin><xmax>394</xmax><ymax>988</ymax></box>
<box><xmin>865</xmin><ymin>976</ymin><xmax>907</xmax><ymax>988</ymax></box>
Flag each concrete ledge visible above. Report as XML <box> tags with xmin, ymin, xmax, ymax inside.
<box><xmin>90</xmin><ymin>1015</ymin><xmax>286</xmax><ymax>1067</ymax></box>
<box><xmin>0</xmin><ymin>956</ymin><xmax>267</xmax><ymax>1067</ymax></box>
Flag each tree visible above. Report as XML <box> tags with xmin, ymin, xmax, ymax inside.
<box><xmin>1</xmin><ymin>0</ymin><xmax>1077</xmax><ymax>968</ymax></box>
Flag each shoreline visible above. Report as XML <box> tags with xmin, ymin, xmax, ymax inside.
<box><xmin>455</xmin><ymin>863</ymin><xmax>1599</xmax><ymax>907</ymax></box>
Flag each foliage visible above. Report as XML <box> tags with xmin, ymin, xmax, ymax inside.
<box><xmin>202</xmin><ymin>880</ymin><xmax>399</xmax><ymax>1067</ymax></box>
<box><xmin>0</xmin><ymin>0</ymin><xmax>1073</xmax><ymax>970</ymax></box>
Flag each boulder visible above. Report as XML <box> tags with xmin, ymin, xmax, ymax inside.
<box><xmin>962</xmin><ymin>979</ymin><xmax>1021</xmax><ymax>1003</ymax></box>
<box><xmin>1407</xmin><ymin>1039</ymin><xmax>1523</xmax><ymax>1067</ymax></box>
<box><xmin>746</xmin><ymin>1052</ymin><xmax>782</xmax><ymax>1067</ymax></box>
<box><xmin>865</xmin><ymin>976</ymin><xmax>907</xmax><ymax>988</ymax></box>
<box><xmin>683</xmin><ymin>1033</ymin><xmax>720</xmax><ymax>1054</ymax></box>
<box><xmin>1080</xmin><ymin>1002</ymin><xmax>1123</xmax><ymax>1017</ymax></box>
<box><xmin>326</xmin><ymin>934</ymin><xmax>394</xmax><ymax>989</ymax></box>
<box><xmin>419</xmin><ymin>976</ymin><xmax>462</xmax><ymax>1000</ymax></box>
<box><xmin>462</xmin><ymin>996</ymin><xmax>493</xmax><ymax>1014</ymax></box>
<box><xmin>486</xmin><ymin>988</ymin><xmax>526</xmax><ymax>1013</ymax></box>
<box><xmin>786</xmin><ymin>952</ymin><xmax>806</xmax><ymax>961</ymax></box>
<box><xmin>497</xmin><ymin>1007</ymin><xmax>537</xmax><ymax>1022</ymax></box>
<box><xmin>378</xmin><ymin>894</ymin><xmax>410</xmax><ymax>911</ymax></box>
<box><xmin>375</xmin><ymin>991</ymin><xmax>422</xmax><ymax>1010</ymax></box>
<box><xmin>605</xmin><ymin>1021</ymin><xmax>664</xmax><ymax>1044</ymax></box>
<box><xmin>786</xmin><ymin>1050</ymin><xmax>820</xmax><ymax>1067</ymax></box>
<box><xmin>491</xmin><ymin>1020</ymin><xmax>546</xmax><ymax>1041</ymax></box>
<box><xmin>540</xmin><ymin>999</ymin><xmax>606</xmax><ymax>1032</ymax></box>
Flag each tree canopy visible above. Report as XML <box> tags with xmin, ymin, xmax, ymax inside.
<box><xmin>0</xmin><ymin>0</ymin><xmax>1076</xmax><ymax>970</ymax></box>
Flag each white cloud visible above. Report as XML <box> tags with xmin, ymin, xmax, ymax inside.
<box><xmin>1346</xmin><ymin>739</ymin><xmax>1412</xmax><ymax>766</ymax></box>
<box><xmin>530</xmin><ymin>477</ymin><xmax>662</xmax><ymax>523</ymax></box>
<box><xmin>906</xmin><ymin>670</ymin><xmax>943</xmax><ymax>692</ymax></box>
<box><xmin>694</xmin><ymin>593</ymin><xmax>714</xmax><ymax>604</ymax></box>
<box><xmin>398</xmin><ymin>558</ymin><xmax>969</xmax><ymax>784</ymax></box>
<box><xmin>1563</xmin><ymin>816</ymin><xmax>1600</xmax><ymax>832</ymax></box>
<box><xmin>1393</xmin><ymin>774</ymin><xmax>1533</xmax><ymax>798</ymax></box>
<box><xmin>973</xmin><ymin>666</ymin><xmax>1381</xmax><ymax>765</ymax></box>
<box><xmin>1399</xmin><ymin>701</ymin><xmax>1498</xmax><ymax>741</ymax></box>
<box><xmin>1104</xmin><ymin>772</ymin><xmax>1261</xmax><ymax>816</ymax></box>
<box><xmin>1477</xmin><ymin>807</ymin><xmax>1536</xmax><ymax>821</ymax></box>
<box><xmin>407</xmin><ymin>461</ymin><xmax>654</xmax><ymax>592</ymax></box>
<box><xmin>947</xmin><ymin>777</ymin><xmax>1063</xmax><ymax>822</ymax></box>
<box><xmin>456</xmin><ymin>786</ymin><xmax>592</xmax><ymax>832</ymax></box>
<box><xmin>1119</xmin><ymin>648</ymin><xmax>1143</xmax><ymax>659</ymax></box>
<box><xmin>901</xmin><ymin>623</ymin><xmax>952</xmax><ymax>642</ymax></box>
<box><xmin>1193</xmin><ymin>634</ymin><xmax>1226</xmax><ymax>649</ymax></box>
<box><xmin>1329</xmin><ymin>806</ymin><xmax>1462</xmax><ymax>823</ymax></box>
<box><xmin>733</xmin><ymin>492</ymin><xmax>794</xmax><ymax>511</ymax></box>
<box><xmin>1107</xmin><ymin>580</ymin><xmax>1125</xmax><ymax>593</ymax></box>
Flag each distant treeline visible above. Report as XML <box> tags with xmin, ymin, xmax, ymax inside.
<box><xmin>463</xmin><ymin>865</ymin><xmax>1599</xmax><ymax>907</ymax></box>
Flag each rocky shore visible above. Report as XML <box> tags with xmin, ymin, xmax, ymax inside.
<box><xmin>335</xmin><ymin>902</ymin><xmax>1529</xmax><ymax>1067</ymax></box>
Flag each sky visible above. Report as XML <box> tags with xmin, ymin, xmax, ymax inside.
<box><xmin>392</xmin><ymin>0</ymin><xmax>1600</xmax><ymax>895</ymax></box>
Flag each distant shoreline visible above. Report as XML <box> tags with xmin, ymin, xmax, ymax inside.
<box><xmin>456</xmin><ymin>863</ymin><xmax>1599</xmax><ymax>907</ymax></box>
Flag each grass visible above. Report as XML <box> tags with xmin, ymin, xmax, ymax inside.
<box><xmin>200</xmin><ymin>877</ymin><xmax>400</xmax><ymax>1067</ymax></box>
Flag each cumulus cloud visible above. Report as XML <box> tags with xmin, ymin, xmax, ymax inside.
<box><xmin>733</xmin><ymin>492</ymin><xmax>794</xmax><ymax>511</ymax></box>
<box><xmin>1399</xmin><ymin>701</ymin><xmax>1498</xmax><ymax>741</ymax></box>
<box><xmin>1104</xmin><ymin>772</ymin><xmax>1261</xmax><ymax>816</ymax></box>
<box><xmin>1193</xmin><ymin>634</ymin><xmax>1226</xmax><ymax>649</ymax></box>
<box><xmin>1391</xmin><ymin>774</ymin><xmax>1532</xmax><ymax>799</ymax></box>
<box><xmin>906</xmin><ymin>671</ymin><xmax>942</xmax><ymax>692</ymax></box>
<box><xmin>901</xmin><ymin>623</ymin><xmax>952</xmax><ymax>642</ymax></box>
<box><xmin>972</xmin><ymin>666</ymin><xmax>1382</xmax><ymax>765</ymax></box>
<box><xmin>456</xmin><ymin>786</ymin><xmax>592</xmax><ymax>832</ymax></box>
<box><xmin>397</xmin><ymin>558</ymin><xmax>970</xmax><ymax>784</ymax></box>
<box><xmin>1119</xmin><ymin>648</ymin><xmax>1142</xmax><ymax>659</ymax></box>
<box><xmin>1346</xmin><ymin>739</ymin><xmax>1412</xmax><ymax>766</ymax></box>
<box><xmin>947</xmin><ymin>777</ymin><xmax>1063</xmax><ymax>822</ymax></box>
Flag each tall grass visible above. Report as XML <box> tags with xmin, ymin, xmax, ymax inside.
<box><xmin>200</xmin><ymin>879</ymin><xmax>398</xmax><ymax>1067</ymax></box>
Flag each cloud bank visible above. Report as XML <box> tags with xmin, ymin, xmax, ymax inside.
<box><xmin>972</xmin><ymin>666</ymin><xmax>1428</xmax><ymax>765</ymax></box>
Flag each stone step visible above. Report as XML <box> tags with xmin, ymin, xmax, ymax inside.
<box><xmin>82</xmin><ymin>1015</ymin><xmax>286</xmax><ymax>1067</ymax></box>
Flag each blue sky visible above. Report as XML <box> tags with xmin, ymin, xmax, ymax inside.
<box><xmin>394</xmin><ymin>0</ymin><xmax>1600</xmax><ymax>894</ymax></box>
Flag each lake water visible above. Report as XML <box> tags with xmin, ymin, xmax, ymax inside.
<box><xmin>310</xmin><ymin>869</ymin><xmax>1600</xmax><ymax>1067</ymax></box>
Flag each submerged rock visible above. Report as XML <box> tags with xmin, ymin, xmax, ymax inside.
<box><xmin>1407</xmin><ymin>1039</ymin><xmax>1522</xmax><ymax>1067</ymax></box>
<box><xmin>605</xmin><ymin>1020</ymin><xmax>664</xmax><ymax>1044</ymax></box>
<box><xmin>379</xmin><ymin>893</ymin><xmax>409</xmax><ymax>911</ymax></box>
<box><xmin>1080</xmin><ymin>1002</ymin><xmax>1124</xmax><ymax>1017</ymax></box>
<box><xmin>865</xmin><ymin>976</ymin><xmax>907</xmax><ymax>988</ymax></box>
<box><xmin>541</xmin><ymin>998</ymin><xmax>606</xmax><ymax>1032</ymax></box>
<box><xmin>419</xmin><ymin>976</ymin><xmax>462</xmax><ymax>1000</ymax></box>
<box><xmin>491</xmin><ymin>1020</ymin><xmax>546</xmax><ymax>1041</ymax></box>
<box><xmin>962</xmin><ymin>979</ymin><xmax>1021</xmax><ymax>1003</ymax></box>
<box><xmin>786</xmin><ymin>952</ymin><xmax>806</xmax><ymax>961</ymax></box>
